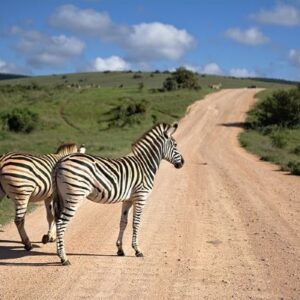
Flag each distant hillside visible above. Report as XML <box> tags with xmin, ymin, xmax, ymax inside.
<box><xmin>0</xmin><ymin>73</ymin><xmax>29</xmax><ymax>81</ymax></box>
<box><xmin>0</xmin><ymin>71</ymin><xmax>297</xmax><ymax>89</ymax></box>
<box><xmin>251</xmin><ymin>77</ymin><xmax>299</xmax><ymax>86</ymax></box>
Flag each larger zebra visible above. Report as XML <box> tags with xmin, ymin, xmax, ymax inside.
<box><xmin>54</xmin><ymin>123</ymin><xmax>184</xmax><ymax>265</ymax></box>
<box><xmin>0</xmin><ymin>143</ymin><xmax>85</xmax><ymax>251</ymax></box>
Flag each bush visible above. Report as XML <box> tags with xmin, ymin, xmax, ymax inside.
<box><xmin>270</xmin><ymin>131</ymin><xmax>287</xmax><ymax>148</ymax></box>
<box><xmin>133</xmin><ymin>74</ymin><xmax>142</xmax><ymax>79</ymax></box>
<box><xmin>247</xmin><ymin>88</ymin><xmax>300</xmax><ymax>129</ymax></box>
<box><xmin>105</xmin><ymin>100</ymin><xmax>148</xmax><ymax>128</ymax></box>
<box><xmin>170</xmin><ymin>67</ymin><xmax>200</xmax><ymax>89</ymax></box>
<box><xmin>1</xmin><ymin>108</ymin><xmax>39</xmax><ymax>133</ymax></box>
<box><xmin>292</xmin><ymin>145</ymin><xmax>300</xmax><ymax>155</ymax></box>
<box><xmin>138</xmin><ymin>82</ymin><xmax>144</xmax><ymax>91</ymax></box>
<box><xmin>288</xmin><ymin>161</ymin><xmax>300</xmax><ymax>175</ymax></box>
<box><xmin>163</xmin><ymin>77</ymin><xmax>178</xmax><ymax>91</ymax></box>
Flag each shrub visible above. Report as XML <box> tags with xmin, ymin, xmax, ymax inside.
<box><xmin>105</xmin><ymin>100</ymin><xmax>148</xmax><ymax>128</ymax></box>
<box><xmin>163</xmin><ymin>77</ymin><xmax>178</xmax><ymax>91</ymax></box>
<box><xmin>133</xmin><ymin>74</ymin><xmax>142</xmax><ymax>79</ymax></box>
<box><xmin>292</xmin><ymin>145</ymin><xmax>300</xmax><ymax>155</ymax></box>
<box><xmin>270</xmin><ymin>131</ymin><xmax>287</xmax><ymax>148</ymax></box>
<box><xmin>1</xmin><ymin>108</ymin><xmax>39</xmax><ymax>133</ymax></box>
<box><xmin>247</xmin><ymin>88</ymin><xmax>300</xmax><ymax>129</ymax></box>
<box><xmin>288</xmin><ymin>161</ymin><xmax>300</xmax><ymax>175</ymax></box>
<box><xmin>138</xmin><ymin>82</ymin><xmax>144</xmax><ymax>91</ymax></box>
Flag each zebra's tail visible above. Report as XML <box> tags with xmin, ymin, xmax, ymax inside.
<box><xmin>52</xmin><ymin>165</ymin><xmax>64</xmax><ymax>222</ymax></box>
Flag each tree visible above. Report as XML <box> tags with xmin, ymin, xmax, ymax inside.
<box><xmin>171</xmin><ymin>67</ymin><xmax>199</xmax><ymax>89</ymax></box>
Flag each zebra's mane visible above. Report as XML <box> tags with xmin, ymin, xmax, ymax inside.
<box><xmin>132</xmin><ymin>123</ymin><xmax>170</xmax><ymax>148</ymax></box>
<box><xmin>55</xmin><ymin>143</ymin><xmax>78</xmax><ymax>154</ymax></box>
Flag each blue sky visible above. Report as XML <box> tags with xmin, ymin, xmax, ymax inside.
<box><xmin>1</xmin><ymin>0</ymin><xmax>300</xmax><ymax>80</ymax></box>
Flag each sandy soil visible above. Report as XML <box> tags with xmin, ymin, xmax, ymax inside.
<box><xmin>0</xmin><ymin>89</ymin><xmax>299</xmax><ymax>299</ymax></box>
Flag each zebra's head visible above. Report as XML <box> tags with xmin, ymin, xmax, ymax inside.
<box><xmin>162</xmin><ymin>123</ymin><xmax>184</xmax><ymax>169</ymax></box>
<box><xmin>55</xmin><ymin>143</ymin><xmax>86</xmax><ymax>156</ymax></box>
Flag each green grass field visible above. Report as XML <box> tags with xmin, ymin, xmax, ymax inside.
<box><xmin>0</xmin><ymin>71</ymin><xmax>297</xmax><ymax>225</ymax></box>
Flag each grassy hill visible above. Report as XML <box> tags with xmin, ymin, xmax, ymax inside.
<box><xmin>0</xmin><ymin>73</ymin><xmax>28</xmax><ymax>81</ymax></box>
<box><xmin>0</xmin><ymin>71</ymin><xmax>297</xmax><ymax>224</ymax></box>
<box><xmin>0</xmin><ymin>71</ymin><xmax>297</xmax><ymax>89</ymax></box>
<box><xmin>0</xmin><ymin>71</ymin><xmax>296</xmax><ymax>156</ymax></box>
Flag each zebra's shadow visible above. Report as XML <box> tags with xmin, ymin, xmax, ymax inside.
<box><xmin>0</xmin><ymin>239</ymin><xmax>134</xmax><ymax>266</ymax></box>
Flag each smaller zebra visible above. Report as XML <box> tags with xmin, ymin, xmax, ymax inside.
<box><xmin>53</xmin><ymin>123</ymin><xmax>184</xmax><ymax>265</ymax></box>
<box><xmin>0</xmin><ymin>143</ymin><xmax>85</xmax><ymax>250</ymax></box>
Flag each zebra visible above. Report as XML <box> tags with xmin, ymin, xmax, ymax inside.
<box><xmin>53</xmin><ymin>123</ymin><xmax>184</xmax><ymax>265</ymax></box>
<box><xmin>0</xmin><ymin>143</ymin><xmax>86</xmax><ymax>251</ymax></box>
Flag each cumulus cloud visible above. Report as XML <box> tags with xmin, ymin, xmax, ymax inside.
<box><xmin>49</xmin><ymin>5</ymin><xmax>194</xmax><ymax>62</ymax></box>
<box><xmin>181</xmin><ymin>63</ymin><xmax>223</xmax><ymax>75</ymax></box>
<box><xmin>0</xmin><ymin>59</ymin><xmax>21</xmax><ymax>74</ymax></box>
<box><xmin>182</xmin><ymin>64</ymin><xmax>199</xmax><ymax>73</ymax></box>
<box><xmin>202</xmin><ymin>63</ymin><xmax>223</xmax><ymax>75</ymax></box>
<box><xmin>10</xmin><ymin>26</ymin><xmax>85</xmax><ymax>68</ymax></box>
<box><xmin>88</xmin><ymin>56</ymin><xmax>130</xmax><ymax>71</ymax></box>
<box><xmin>225</xmin><ymin>27</ymin><xmax>269</xmax><ymax>46</ymax></box>
<box><xmin>49</xmin><ymin>4</ymin><xmax>125</xmax><ymax>40</ymax></box>
<box><xmin>289</xmin><ymin>49</ymin><xmax>300</xmax><ymax>68</ymax></box>
<box><xmin>125</xmin><ymin>22</ymin><xmax>194</xmax><ymax>61</ymax></box>
<box><xmin>251</xmin><ymin>4</ymin><xmax>300</xmax><ymax>26</ymax></box>
<box><xmin>229</xmin><ymin>68</ymin><xmax>257</xmax><ymax>78</ymax></box>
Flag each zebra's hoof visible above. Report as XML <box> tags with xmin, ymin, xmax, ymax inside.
<box><xmin>61</xmin><ymin>259</ymin><xmax>71</xmax><ymax>266</ymax></box>
<box><xmin>24</xmin><ymin>244</ymin><xmax>33</xmax><ymax>251</ymax></box>
<box><xmin>117</xmin><ymin>249</ymin><xmax>125</xmax><ymax>256</ymax></box>
<box><xmin>135</xmin><ymin>251</ymin><xmax>144</xmax><ymax>257</ymax></box>
<box><xmin>42</xmin><ymin>234</ymin><xmax>49</xmax><ymax>244</ymax></box>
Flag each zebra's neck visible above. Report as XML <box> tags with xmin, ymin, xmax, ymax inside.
<box><xmin>132</xmin><ymin>134</ymin><xmax>164</xmax><ymax>180</ymax></box>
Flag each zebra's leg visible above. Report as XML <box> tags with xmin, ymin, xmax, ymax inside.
<box><xmin>116</xmin><ymin>201</ymin><xmax>133</xmax><ymax>256</ymax></box>
<box><xmin>56</xmin><ymin>201</ymin><xmax>81</xmax><ymax>266</ymax></box>
<box><xmin>42</xmin><ymin>197</ymin><xmax>56</xmax><ymax>244</ymax></box>
<box><xmin>14</xmin><ymin>198</ymin><xmax>32</xmax><ymax>251</ymax></box>
<box><xmin>132</xmin><ymin>200</ymin><xmax>145</xmax><ymax>257</ymax></box>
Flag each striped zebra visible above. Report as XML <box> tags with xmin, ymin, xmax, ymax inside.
<box><xmin>53</xmin><ymin>123</ymin><xmax>184</xmax><ymax>265</ymax></box>
<box><xmin>0</xmin><ymin>143</ymin><xmax>86</xmax><ymax>251</ymax></box>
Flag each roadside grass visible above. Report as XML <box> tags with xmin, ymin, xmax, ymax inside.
<box><xmin>239</xmin><ymin>89</ymin><xmax>300</xmax><ymax>175</ymax></box>
<box><xmin>0</xmin><ymin>199</ymin><xmax>36</xmax><ymax>226</ymax></box>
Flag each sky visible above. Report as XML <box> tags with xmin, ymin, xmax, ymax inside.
<box><xmin>0</xmin><ymin>0</ymin><xmax>300</xmax><ymax>81</ymax></box>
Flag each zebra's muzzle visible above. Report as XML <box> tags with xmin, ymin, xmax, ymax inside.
<box><xmin>174</xmin><ymin>158</ymin><xmax>184</xmax><ymax>169</ymax></box>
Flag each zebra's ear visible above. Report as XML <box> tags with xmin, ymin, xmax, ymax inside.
<box><xmin>79</xmin><ymin>144</ymin><xmax>86</xmax><ymax>153</ymax></box>
<box><xmin>165</xmin><ymin>123</ymin><xmax>178</xmax><ymax>138</ymax></box>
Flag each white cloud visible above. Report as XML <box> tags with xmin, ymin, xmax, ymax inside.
<box><xmin>49</xmin><ymin>5</ymin><xmax>194</xmax><ymax>62</ymax></box>
<box><xmin>251</xmin><ymin>4</ymin><xmax>300</xmax><ymax>26</ymax></box>
<box><xmin>180</xmin><ymin>63</ymin><xmax>223</xmax><ymax>75</ymax></box>
<box><xmin>289</xmin><ymin>49</ymin><xmax>300</xmax><ymax>68</ymax></box>
<box><xmin>10</xmin><ymin>27</ymin><xmax>85</xmax><ymax>68</ymax></box>
<box><xmin>48</xmin><ymin>4</ymin><xmax>124</xmax><ymax>40</ymax></box>
<box><xmin>89</xmin><ymin>56</ymin><xmax>130</xmax><ymax>71</ymax></box>
<box><xmin>125</xmin><ymin>22</ymin><xmax>194</xmax><ymax>61</ymax></box>
<box><xmin>0</xmin><ymin>59</ymin><xmax>21</xmax><ymax>74</ymax></box>
<box><xmin>229</xmin><ymin>68</ymin><xmax>257</xmax><ymax>78</ymax></box>
<box><xmin>225</xmin><ymin>27</ymin><xmax>269</xmax><ymax>46</ymax></box>
<box><xmin>202</xmin><ymin>63</ymin><xmax>223</xmax><ymax>75</ymax></box>
<box><xmin>182</xmin><ymin>64</ymin><xmax>198</xmax><ymax>73</ymax></box>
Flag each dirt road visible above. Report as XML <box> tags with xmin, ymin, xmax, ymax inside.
<box><xmin>1</xmin><ymin>89</ymin><xmax>299</xmax><ymax>299</ymax></box>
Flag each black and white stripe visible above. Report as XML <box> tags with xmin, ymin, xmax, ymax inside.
<box><xmin>53</xmin><ymin>123</ymin><xmax>184</xmax><ymax>265</ymax></box>
<box><xmin>0</xmin><ymin>143</ymin><xmax>85</xmax><ymax>250</ymax></box>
